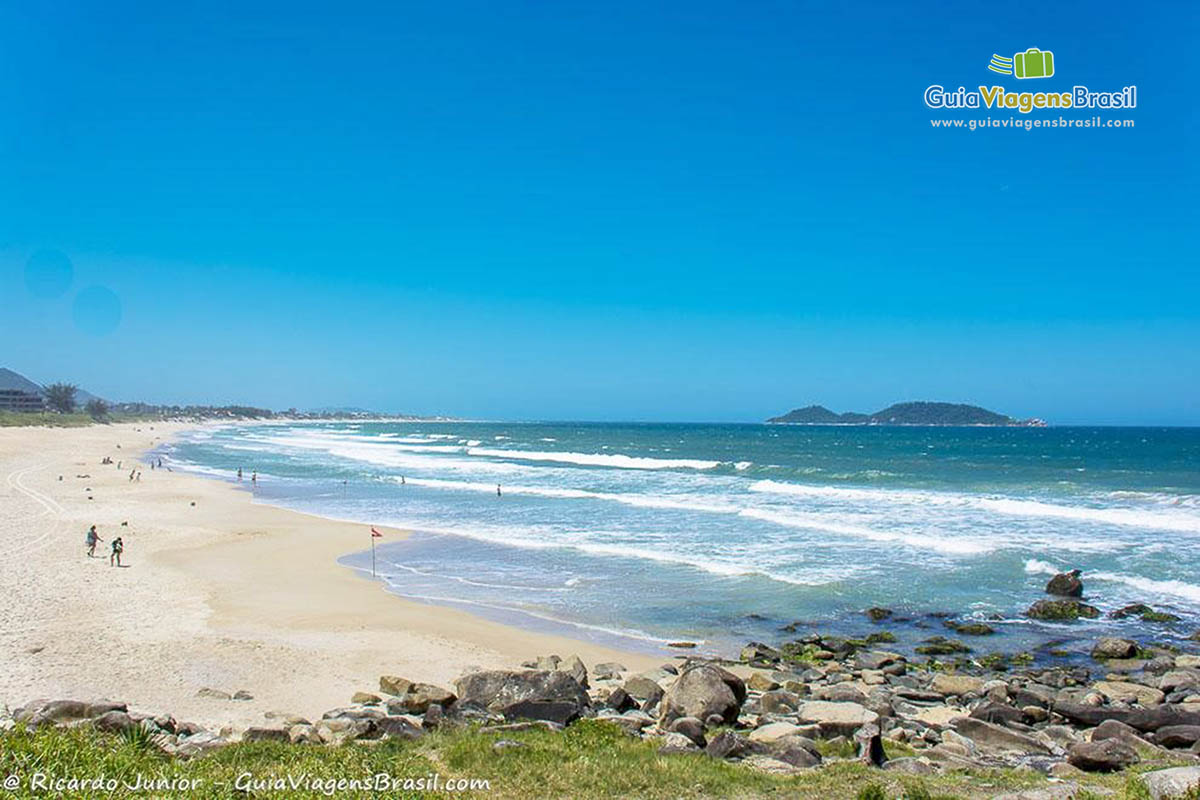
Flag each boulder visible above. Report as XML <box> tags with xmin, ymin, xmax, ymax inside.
<box><xmin>855</xmin><ymin>721</ymin><xmax>886</xmax><ymax>767</ymax></box>
<box><xmin>1026</xmin><ymin>599</ymin><xmax>1100</xmax><ymax>621</ymax></box>
<box><xmin>930</xmin><ymin>674</ymin><xmax>985</xmax><ymax>697</ymax></box>
<box><xmin>951</xmin><ymin>717</ymin><xmax>1051</xmax><ymax>755</ymax></box>
<box><xmin>741</xmin><ymin>755</ymin><xmax>808</xmax><ymax>775</ymax></box>
<box><xmin>747</xmin><ymin>671</ymin><xmax>780</xmax><ymax>692</ymax></box>
<box><xmin>1092</xmin><ymin>638</ymin><xmax>1139</xmax><ymax>660</ymax></box>
<box><xmin>1052</xmin><ymin>701</ymin><xmax>1132</xmax><ymax>727</ymax></box>
<box><xmin>865</xmin><ymin>607</ymin><xmax>893</xmax><ymax>622</ymax></box>
<box><xmin>243</xmin><ymin>726</ymin><xmax>289</xmax><ymax>743</ymax></box>
<box><xmin>91</xmin><ymin>711</ymin><xmax>137</xmax><ymax>733</ymax></box>
<box><xmin>658</xmin><ymin>665</ymin><xmax>745</xmax><ymax>727</ymax></box>
<box><xmin>741</xmin><ymin>642</ymin><xmax>782</xmax><ymax>663</ymax></box>
<box><xmin>855</xmin><ymin>650</ymin><xmax>903</xmax><ymax>671</ymax></box>
<box><xmin>196</xmin><ymin>688</ymin><xmax>231</xmax><ymax>700</ymax></box>
<box><xmin>498</xmin><ymin>700</ymin><xmax>581</xmax><ymax>726</ymax></box>
<box><xmin>376</xmin><ymin>716</ymin><xmax>423</xmax><ymax>741</ymax></box>
<box><xmin>379</xmin><ymin>676</ymin><xmax>414</xmax><ymax>696</ymax></box>
<box><xmin>386</xmin><ymin>683</ymin><xmax>456</xmax><ymax>714</ymax></box>
<box><xmin>454</xmin><ymin>670</ymin><xmax>590</xmax><ymax>716</ymax></box>
<box><xmin>559</xmin><ymin>655</ymin><xmax>589</xmax><ymax>689</ymax></box>
<box><xmin>593</xmin><ymin>662</ymin><xmax>626</xmax><ymax>681</ymax></box>
<box><xmin>705</xmin><ymin>729</ymin><xmax>754</xmax><ymax>759</ymax></box>
<box><xmin>794</xmin><ymin>701</ymin><xmax>879</xmax><ymax>737</ymax></box>
<box><xmin>351</xmin><ymin>692</ymin><xmax>382</xmax><ymax>705</ymax></box>
<box><xmin>1091</xmin><ymin>719</ymin><xmax>1156</xmax><ymax>750</ymax></box>
<box><xmin>1155</xmin><ymin>725</ymin><xmax>1200</xmax><ymax>749</ymax></box>
<box><xmin>748</xmin><ymin>721</ymin><xmax>803</xmax><ymax>743</ymax></box>
<box><xmin>622</xmin><ymin>676</ymin><xmax>665</xmax><ymax>707</ymax></box>
<box><xmin>1125</xmin><ymin>705</ymin><xmax>1200</xmax><ymax>733</ymax></box>
<box><xmin>1094</xmin><ymin>680</ymin><xmax>1164</xmax><ymax>706</ymax></box>
<box><xmin>667</xmin><ymin>716</ymin><xmax>707</xmax><ymax>747</ymax></box>
<box><xmin>1066</xmin><ymin>738</ymin><xmax>1138</xmax><ymax>772</ymax></box>
<box><xmin>1045</xmin><ymin>569</ymin><xmax>1083</xmax><ymax>597</ymax></box>
<box><xmin>1139</xmin><ymin>766</ymin><xmax>1200</xmax><ymax>800</ymax></box>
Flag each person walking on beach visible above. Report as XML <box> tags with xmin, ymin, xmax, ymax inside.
<box><xmin>251</xmin><ymin>471</ymin><xmax>257</xmax><ymax>486</ymax></box>
<box><xmin>110</xmin><ymin>537</ymin><xmax>124</xmax><ymax>567</ymax></box>
<box><xmin>237</xmin><ymin>467</ymin><xmax>243</xmax><ymax>481</ymax></box>
<box><xmin>85</xmin><ymin>525</ymin><xmax>103</xmax><ymax>557</ymax></box>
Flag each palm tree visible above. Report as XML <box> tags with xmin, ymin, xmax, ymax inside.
<box><xmin>43</xmin><ymin>383</ymin><xmax>78</xmax><ymax>414</ymax></box>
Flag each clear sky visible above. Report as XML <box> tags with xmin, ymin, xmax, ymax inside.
<box><xmin>2</xmin><ymin>1</ymin><xmax>1197</xmax><ymax>424</ymax></box>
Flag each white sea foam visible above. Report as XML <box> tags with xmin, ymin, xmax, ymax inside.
<box><xmin>1089</xmin><ymin>572</ymin><xmax>1200</xmax><ymax>604</ymax></box>
<box><xmin>1023</xmin><ymin>559</ymin><xmax>1061</xmax><ymax>576</ymax></box>
<box><xmin>396</xmin><ymin>476</ymin><xmax>740</xmax><ymax>514</ymax></box>
<box><xmin>466</xmin><ymin>447</ymin><xmax>720</xmax><ymax>471</ymax></box>
<box><xmin>739</xmin><ymin>508</ymin><xmax>992</xmax><ymax>555</ymax></box>
<box><xmin>750</xmin><ymin>480</ymin><xmax>1200</xmax><ymax>534</ymax></box>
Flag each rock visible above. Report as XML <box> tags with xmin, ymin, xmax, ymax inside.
<box><xmin>1052</xmin><ymin>701</ymin><xmax>1131</xmax><ymax>727</ymax></box>
<box><xmin>667</xmin><ymin>716</ymin><xmax>707</xmax><ymax>747</ymax></box>
<box><xmin>603</xmin><ymin>687</ymin><xmax>637</xmax><ymax>713</ymax></box>
<box><xmin>794</xmin><ymin>701</ymin><xmax>879</xmax><ymax>737</ymax></box>
<box><xmin>455</xmin><ymin>670</ymin><xmax>589</xmax><ymax>716</ymax></box>
<box><xmin>991</xmin><ymin>786</ymin><xmax>1084</xmax><ymax>800</ymax></box>
<box><xmin>232</xmin><ymin>690</ymin><xmax>253</xmax><ymax>701</ymax></box>
<box><xmin>91</xmin><ymin>711</ymin><xmax>137</xmax><ymax>733</ymax></box>
<box><xmin>1092</xmin><ymin>638</ymin><xmax>1139</xmax><ymax>660</ymax></box>
<box><xmin>1026</xmin><ymin>599</ymin><xmax>1101</xmax><ymax>621</ymax></box>
<box><xmin>759</xmin><ymin>690</ymin><xmax>802</xmax><ymax>715</ymax></box>
<box><xmin>243</xmin><ymin>726</ymin><xmax>289</xmax><ymax>743</ymax></box>
<box><xmin>1161</xmin><ymin>671</ymin><xmax>1200</xmax><ymax>693</ymax></box>
<box><xmin>622</xmin><ymin>676</ymin><xmax>665</xmax><ymax>707</ymax></box>
<box><xmin>914</xmin><ymin>636</ymin><xmax>971</xmax><ymax>655</ymax></box>
<box><xmin>769</xmin><ymin>741</ymin><xmax>821</xmax><ymax>768</ymax></box>
<box><xmin>658</xmin><ymin>665</ymin><xmax>745</xmax><ymax>727</ymax></box>
<box><xmin>856</xmin><ymin>650</ymin><xmax>904</xmax><ymax>671</ymax></box>
<box><xmin>1155</xmin><ymin>725</ymin><xmax>1200</xmax><ymax>749</ymax></box>
<box><xmin>747</xmin><ymin>672</ymin><xmax>779</xmax><ymax>692</ymax></box>
<box><xmin>288</xmin><ymin>724</ymin><xmax>320</xmax><ymax>744</ymax></box>
<box><xmin>1094</xmin><ymin>680</ymin><xmax>1164</xmax><ymax>706</ymax></box>
<box><xmin>379</xmin><ymin>676</ymin><xmax>414</xmax><ymax>696</ymax></box>
<box><xmin>1139</xmin><ymin>766</ymin><xmax>1200</xmax><ymax>800</ymax></box>
<box><xmin>883</xmin><ymin>757</ymin><xmax>936</xmax><ymax>775</ymax></box>
<box><xmin>501</xmin><ymin>700</ymin><xmax>583</xmax><ymax>726</ymax></box>
<box><xmin>1123</xmin><ymin>705</ymin><xmax>1200</xmax><ymax>734</ymax></box>
<box><xmin>910</xmin><ymin>706</ymin><xmax>969</xmax><ymax>727</ymax></box>
<box><xmin>667</xmin><ymin>642</ymin><xmax>697</xmax><ymax>649</ymax></box>
<box><xmin>386</xmin><ymin>683</ymin><xmax>457</xmax><ymax>714</ymax></box>
<box><xmin>1066</xmin><ymin>738</ymin><xmax>1138</xmax><ymax>772</ymax></box>
<box><xmin>593</xmin><ymin>662</ymin><xmax>626</xmax><ymax>680</ymax></box>
<box><xmin>865</xmin><ymin>607</ymin><xmax>893</xmax><ymax>622</ymax></box>
<box><xmin>1092</xmin><ymin>718</ymin><xmax>1156</xmax><ymax>750</ymax></box>
<box><xmin>930</xmin><ymin>674</ymin><xmax>985</xmax><ymax>697</ymax></box>
<box><xmin>705</xmin><ymin>729</ymin><xmax>753</xmax><ymax>759</ymax></box>
<box><xmin>1046</xmin><ymin>569</ymin><xmax>1084</xmax><ymax>597</ymax></box>
<box><xmin>351</xmin><ymin>692</ymin><xmax>382</xmax><ymax>705</ymax></box>
<box><xmin>535</xmin><ymin>655</ymin><xmax>562</xmax><ymax>671</ymax></box>
<box><xmin>748</xmin><ymin>721</ymin><xmax>803</xmax><ymax>743</ymax></box>
<box><xmin>741</xmin><ymin>755</ymin><xmax>808</xmax><ymax>775</ymax></box>
<box><xmin>559</xmin><ymin>655</ymin><xmax>589</xmax><ymax>689</ymax></box>
<box><xmin>658</xmin><ymin>731</ymin><xmax>700</xmax><ymax>754</ymax></box>
<box><xmin>376</xmin><ymin>716</ymin><xmax>424</xmax><ymax>740</ymax></box>
<box><xmin>952</xmin><ymin>717</ymin><xmax>1051</xmax><ymax>755</ymax></box>
<box><xmin>970</xmin><ymin>702</ymin><xmax>1024</xmax><ymax>726</ymax></box>
<box><xmin>423</xmin><ymin>704</ymin><xmax>444</xmax><ymax>729</ymax></box>
<box><xmin>855</xmin><ymin>722</ymin><xmax>886</xmax><ymax>767</ymax></box>
<box><xmin>16</xmin><ymin>700</ymin><xmax>128</xmax><ymax>727</ymax></box>
<box><xmin>196</xmin><ymin>688</ymin><xmax>231</xmax><ymax>700</ymax></box>
<box><xmin>741</xmin><ymin>642</ymin><xmax>782</xmax><ymax>663</ymax></box>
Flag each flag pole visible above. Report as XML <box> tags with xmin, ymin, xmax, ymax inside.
<box><xmin>371</xmin><ymin>532</ymin><xmax>376</xmax><ymax>578</ymax></box>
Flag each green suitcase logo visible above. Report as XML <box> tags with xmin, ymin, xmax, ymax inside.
<box><xmin>1013</xmin><ymin>48</ymin><xmax>1054</xmax><ymax>79</ymax></box>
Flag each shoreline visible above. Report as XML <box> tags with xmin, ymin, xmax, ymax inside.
<box><xmin>0</xmin><ymin>422</ymin><xmax>659</xmax><ymax>730</ymax></box>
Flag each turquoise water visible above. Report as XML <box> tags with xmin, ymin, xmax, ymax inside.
<box><xmin>163</xmin><ymin>422</ymin><xmax>1200</xmax><ymax>660</ymax></box>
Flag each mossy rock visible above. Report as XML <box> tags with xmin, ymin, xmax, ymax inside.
<box><xmin>943</xmin><ymin>620</ymin><xmax>996</xmax><ymax>636</ymax></box>
<box><xmin>1026</xmin><ymin>599</ymin><xmax>1100</xmax><ymax>621</ymax></box>
<box><xmin>915</xmin><ymin>636</ymin><xmax>971</xmax><ymax>656</ymax></box>
<box><xmin>865</xmin><ymin>631</ymin><xmax>897</xmax><ymax>645</ymax></box>
<box><xmin>865</xmin><ymin>607</ymin><xmax>893</xmax><ymax>623</ymax></box>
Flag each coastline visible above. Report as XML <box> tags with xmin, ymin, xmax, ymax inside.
<box><xmin>0</xmin><ymin>422</ymin><xmax>658</xmax><ymax>730</ymax></box>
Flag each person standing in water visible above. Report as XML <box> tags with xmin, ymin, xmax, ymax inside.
<box><xmin>85</xmin><ymin>525</ymin><xmax>103</xmax><ymax>557</ymax></box>
<box><xmin>237</xmin><ymin>468</ymin><xmax>243</xmax><ymax>481</ymax></box>
<box><xmin>251</xmin><ymin>471</ymin><xmax>257</xmax><ymax>487</ymax></box>
<box><xmin>496</xmin><ymin>484</ymin><xmax>502</xmax><ymax>497</ymax></box>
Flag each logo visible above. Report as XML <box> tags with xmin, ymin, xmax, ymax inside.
<box><xmin>989</xmin><ymin>49</ymin><xmax>1055</xmax><ymax>79</ymax></box>
<box><xmin>924</xmin><ymin>45</ymin><xmax>1136</xmax><ymax>115</ymax></box>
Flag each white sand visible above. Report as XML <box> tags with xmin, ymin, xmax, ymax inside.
<box><xmin>0</xmin><ymin>422</ymin><xmax>658</xmax><ymax>729</ymax></box>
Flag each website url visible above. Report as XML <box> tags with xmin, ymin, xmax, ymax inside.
<box><xmin>930</xmin><ymin>116</ymin><xmax>1134</xmax><ymax>131</ymax></box>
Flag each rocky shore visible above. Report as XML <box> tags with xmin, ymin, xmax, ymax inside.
<box><xmin>6</xmin><ymin>570</ymin><xmax>1200</xmax><ymax>799</ymax></box>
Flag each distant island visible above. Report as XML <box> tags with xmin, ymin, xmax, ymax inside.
<box><xmin>767</xmin><ymin>401</ymin><xmax>1046</xmax><ymax>427</ymax></box>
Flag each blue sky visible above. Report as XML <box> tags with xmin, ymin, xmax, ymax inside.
<box><xmin>2</xmin><ymin>1</ymin><xmax>1196</xmax><ymax>423</ymax></box>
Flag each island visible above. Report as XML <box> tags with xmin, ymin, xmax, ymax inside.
<box><xmin>766</xmin><ymin>401</ymin><xmax>1047</xmax><ymax>427</ymax></box>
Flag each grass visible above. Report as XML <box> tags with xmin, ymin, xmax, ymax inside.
<box><xmin>0</xmin><ymin>411</ymin><xmax>96</xmax><ymax>427</ymax></box>
<box><xmin>3</xmin><ymin>720</ymin><xmax>1187</xmax><ymax>799</ymax></box>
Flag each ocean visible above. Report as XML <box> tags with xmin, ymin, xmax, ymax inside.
<box><xmin>162</xmin><ymin>422</ymin><xmax>1200</xmax><ymax>662</ymax></box>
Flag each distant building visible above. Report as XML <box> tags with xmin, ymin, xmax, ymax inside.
<box><xmin>0</xmin><ymin>368</ymin><xmax>46</xmax><ymax>412</ymax></box>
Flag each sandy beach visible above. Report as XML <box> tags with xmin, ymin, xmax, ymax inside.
<box><xmin>0</xmin><ymin>422</ymin><xmax>657</xmax><ymax>729</ymax></box>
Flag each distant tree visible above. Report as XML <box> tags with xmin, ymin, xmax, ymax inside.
<box><xmin>85</xmin><ymin>397</ymin><xmax>110</xmax><ymax>421</ymax></box>
<box><xmin>44</xmin><ymin>383</ymin><xmax>78</xmax><ymax>414</ymax></box>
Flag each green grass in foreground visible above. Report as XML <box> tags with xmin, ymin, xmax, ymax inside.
<box><xmin>0</xmin><ymin>720</ymin><xmax>1178</xmax><ymax>800</ymax></box>
<box><xmin>0</xmin><ymin>411</ymin><xmax>97</xmax><ymax>427</ymax></box>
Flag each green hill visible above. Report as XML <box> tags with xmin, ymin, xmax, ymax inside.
<box><xmin>768</xmin><ymin>401</ymin><xmax>1042</xmax><ymax>426</ymax></box>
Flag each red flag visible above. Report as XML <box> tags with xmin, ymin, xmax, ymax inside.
<box><xmin>371</xmin><ymin>527</ymin><xmax>383</xmax><ymax>538</ymax></box>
